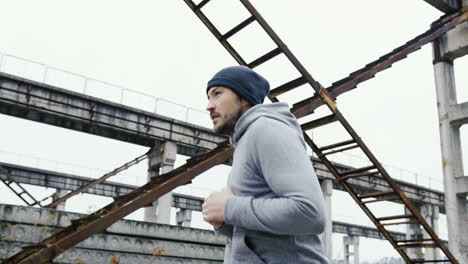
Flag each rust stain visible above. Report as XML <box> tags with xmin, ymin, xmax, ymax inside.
<box><xmin>150</xmin><ymin>248</ymin><xmax>165</xmax><ymax>264</ymax></box>
<box><xmin>319</xmin><ymin>88</ymin><xmax>336</xmax><ymax>110</ymax></box>
<box><xmin>440</xmin><ymin>113</ymin><xmax>449</xmax><ymax>121</ymax></box>
<box><xmin>152</xmin><ymin>248</ymin><xmax>165</xmax><ymax>256</ymax></box>
<box><xmin>442</xmin><ymin>159</ymin><xmax>450</xmax><ymax>168</ymax></box>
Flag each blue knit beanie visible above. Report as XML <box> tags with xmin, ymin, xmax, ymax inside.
<box><xmin>207</xmin><ymin>66</ymin><xmax>270</xmax><ymax>105</ymax></box>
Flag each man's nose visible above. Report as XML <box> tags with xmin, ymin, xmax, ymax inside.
<box><xmin>206</xmin><ymin>100</ymin><xmax>215</xmax><ymax>112</ymax></box>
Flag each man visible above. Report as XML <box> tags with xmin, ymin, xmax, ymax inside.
<box><xmin>202</xmin><ymin>66</ymin><xmax>330</xmax><ymax>264</ymax></box>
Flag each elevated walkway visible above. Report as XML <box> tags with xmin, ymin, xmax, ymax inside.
<box><xmin>0</xmin><ymin>72</ymin><xmax>226</xmax><ymax>157</ymax></box>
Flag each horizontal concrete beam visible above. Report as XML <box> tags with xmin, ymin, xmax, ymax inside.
<box><xmin>0</xmin><ymin>162</ymin><xmax>203</xmax><ymax>211</ymax></box>
<box><xmin>2</xmin><ymin>222</ymin><xmax>406</xmax><ymax>259</ymax></box>
<box><xmin>0</xmin><ymin>241</ymin><xmax>222</xmax><ymax>264</ymax></box>
<box><xmin>450</xmin><ymin>101</ymin><xmax>468</xmax><ymax>126</ymax></box>
<box><xmin>423</xmin><ymin>0</ymin><xmax>460</xmax><ymax>13</ymax></box>
<box><xmin>0</xmin><ymin>157</ymin><xmax>446</xmax><ymax>213</ymax></box>
<box><xmin>0</xmin><ymin>203</ymin><xmax>226</xmax><ymax>245</ymax></box>
<box><xmin>0</xmin><ymin>72</ymin><xmax>227</xmax><ymax>157</ymax></box>
<box><xmin>0</xmin><ymin>222</ymin><xmax>224</xmax><ymax>262</ymax></box>
<box><xmin>434</xmin><ymin>20</ymin><xmax>468</xmax><ymax>61</ymax></box>
<box><xmin>332</xmin><ymin>221</ymin><xmax>404</xmax><ymax>241</ymax></box>
<box><xmin>455</xmin><ymin>176</ymin><xmax>468</xmax><ymax>196</ymax></box>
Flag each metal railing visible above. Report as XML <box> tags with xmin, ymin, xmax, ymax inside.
<box><xmin>0</xmin><ymin>52</ymin><xmax>212</xmax><ymax>128</ymax></box>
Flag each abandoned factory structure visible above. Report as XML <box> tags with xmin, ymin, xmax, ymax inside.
<box><xmin>0</xmin><ymin>0</ymin><xmax>467</xmax><ymax>263</ymax></box>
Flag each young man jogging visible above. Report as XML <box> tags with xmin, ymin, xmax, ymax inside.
<box><xmin>202</xmin><ymin>66</ymin><xmax>330</xmax><ymax>264</ymax></box>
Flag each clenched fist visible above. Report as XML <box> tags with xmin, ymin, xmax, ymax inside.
<box><xmin>202</xmin><ymin>187</ymin><xmax>234</xmax><ymax>227</ymax></box>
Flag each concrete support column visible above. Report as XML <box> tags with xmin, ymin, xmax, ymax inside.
<box><xmin>176</xmin><ymin>209</ymin><xmax>192</xmax><ymax>227</ymax></box>
<box><xmin>420</xmin><ymin>204</ymin><xmax>440</xmax><ymax>260</ymax></box>
<box><xmin>51</xmin><ymin>189</ymin><xmax>68</xmax><ymax>211</ymax></box>
<box><xmin>320</xmin><ymin>179</ymin><xmax>333</xmax><ymax>260</ymax></box>
<box><xmin>404</xmin><ymin>206</ymin><xmax>424</xmax><ymax>259</ymax></box>
<box><xmin>404</xmin><ymin>204</ymin><xmax>441</xmax><ymax>260</ymax></box>
<box><xmin>144</xmin><ymin>141</ymin><xmax>177</xmax><ymax>224</ymax></box>
<box><xmin>343</xmin><ymin>235</ymin><xmax>359</xmax><ymax>264</ymax></box>
<box><xmin>432</xmin><ymin>15</ymin><xmax>468</xmax><ymax>261</ymax></box>
<box><xmin>432</xmin><ymin>59</ymin><xmax>468</xmax><ymax>262</ymax></box>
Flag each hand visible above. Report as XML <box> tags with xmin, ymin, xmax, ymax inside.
<box><xmin>202</xmin><ymin>187</ymin><xmax>234</xmax><ymax>227</ymax></box>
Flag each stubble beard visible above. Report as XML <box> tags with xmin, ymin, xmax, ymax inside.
<box><xmin>214</xmin><ymin>105</ymin><xmax>245</xmax><ymax>136</ymax></box>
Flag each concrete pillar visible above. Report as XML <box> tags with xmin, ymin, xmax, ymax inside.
<box><xmin>51</xmin><ymin>189</ymin><xmax>68</xmax><ymax>211</ymax></box>
<box><xmin>320</xmin><ymin>179</ymin><xmax>333</xmax><ymax>259</ymax></box>
<box><xmin>343</xmin><ymin>235</ymin><xmax>359</xmax><ymax>264</ymax></box>
<box><xmin>404</xmin><ymin>206</ymin><xmax>424</xmax><ymax>260</ymax></box>
<box><xmin>144</xmin><ymin>141</ymin><xmax>177</xmax><ymax>224</ymax></box>
<box><xmin>432</xmin><ymin>56</ymin><xmax>468</xmax><ymax>263</ymax></box>
<box><xmin>431</xmin><ymin>11</ymin><xmax>468</xmax><ymax>261</ymax></box>
<box><xmin>176</xmin><ymin>209</ymin><xmax>192</xmax><ymax>227</ymax></box>
<box><xmin>144</xmin><ymin>142</ymin><xmax>161</xmax><ymax>223</ymax></box>
<box><xmin>404</xmin><ymin>205</ymin><xmax>441</xmax><ymax>260</ymax></box>
<box><xmin>420</xmin><ymin>204</ymin><xmax>440</xmax><ymax>260</ymax></box>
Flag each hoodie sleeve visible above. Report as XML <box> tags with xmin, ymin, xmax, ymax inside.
<box><xmin>214</xmin><ymin>223</ymin><xmax>233</xmax><ymax>237</ymax></box>
<box><xmin>224</xmin><ymin>118</ymin><xmax>327</xmax><ymax>235</ymax></box>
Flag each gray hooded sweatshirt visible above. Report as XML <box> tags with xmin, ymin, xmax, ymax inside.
<box><xmin>216</xmin><ymin>102</ymin><xmax>330</xmax><ymax>264</ymax></box>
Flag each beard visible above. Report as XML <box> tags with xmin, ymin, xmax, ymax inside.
<box><xmin>214</xmin><ymin>105</ymin><xmax>245</xmax><ymax>136</ymax></box>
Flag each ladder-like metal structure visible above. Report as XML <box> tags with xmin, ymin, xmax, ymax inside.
<box><xmin>0</xmin><ymin>166</ymin><xmax>45</xmax><ymax>207</ymax></box>
<box><xmin>1</xmin><ymin>151</ymin><xmax>150</xmax><ymax>210</ymax></box>
<box><xmin>45</xmin><ymin>150</ymin><xmax>150</xmax><ymax>208</ymax></box>
<box><xmin>184</xmin><ymin>1</ymin><xmax>467</xmax><ymax>263</ymax></box>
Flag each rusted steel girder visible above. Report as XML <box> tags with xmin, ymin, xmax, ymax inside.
<box><xmin>2</xmin><ymin>141</ymin><xmax>234</xmax><ymax>264</ymax></box>
<box><xmin>185</xmin><ymin>0</ymin><xmax>461</xmax><ymax>262</ymax></box>
<box><xmin>291</xmin><ymin>7</ymin><xmax>468</xmax><ymax>118</ymax></box>
<box><xmin>45</xmin><ymin>151</ymin><xmax>150</xmax><ymax>208</ymax></box>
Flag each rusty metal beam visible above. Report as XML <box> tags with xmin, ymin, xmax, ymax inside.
<box><xmin>45</xmin><ymin>150</ymin><xmax>150</xmax><ymax>208</ymax></box>
<box><xmin>291</xmin><ymin>8</ymin><xmax>468</xmax><ymax>118</ymax></box>
<box><xmin>422</xmin><ymin>0</ymin><xmax>461</xmax><ymax>13</ymax></box>
<box><xmin>3</xmin><ymin>141</ymin><xmax>234</xmax><ymax>264</ymax></box>
<box><xmin>186</xmin><ymin>0</ymin><xmax>462</xmax><ymax>262</ymax></box>
<box><xmin>183</xmin><ymin>0</ymin><xmax>247</xmax><ymax>66</ymax></box>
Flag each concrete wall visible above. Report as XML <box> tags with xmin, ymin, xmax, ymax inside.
<box><xmin>0</xmin><ymin>204</ymin><xmax>225</xmax><ymax>263</ymax></box>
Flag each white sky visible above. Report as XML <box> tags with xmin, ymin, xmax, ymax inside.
<box><xmin>0</xmin><ymin>0</ymin><xmax>467</xmax><ymax>262</ymax></box>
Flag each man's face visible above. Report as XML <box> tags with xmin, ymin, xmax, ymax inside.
<box><xmin>206</xmin><ymin>86</ymin><xmax>247</xmax><ymax>136</ymax></box>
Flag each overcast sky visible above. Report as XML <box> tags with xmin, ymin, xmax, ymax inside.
<box><xmin>0</xmin><ymin>0</ymin><xmax>467</xmax><ymax>262</ymax></box>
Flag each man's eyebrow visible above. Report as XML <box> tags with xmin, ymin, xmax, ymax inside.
<box><xmin>207</xmin><ymin>87</ymin><xmax>221</xmax><ymax>99</ymax></box>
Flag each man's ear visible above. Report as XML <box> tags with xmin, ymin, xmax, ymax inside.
<box><xmin>241</xmin><ymin>99</ymin><xmax>252</xmax><ymax>112</ymax></box>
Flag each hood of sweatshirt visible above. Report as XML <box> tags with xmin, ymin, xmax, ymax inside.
<box><xmin>230</xmin><ymin>102</ymin><xmax>306</xmax><ymax>148</ymax></box>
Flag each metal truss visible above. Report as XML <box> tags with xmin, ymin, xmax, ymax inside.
<box><xmin>0</xmin><ymin>166</ymin><xmax>46</xmax><ymax>207</ymax></box>
<box><xmin>183</xmin><ymin>1</ymin><xmax>467</xmax><ymax>263</ymax></box>
<box><xmin>45</xmin><ymin>150</ymin><xmax>150</xmax><ymax>208</ymax></box>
